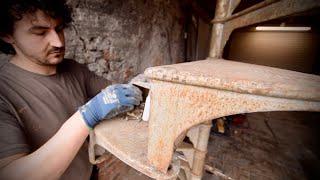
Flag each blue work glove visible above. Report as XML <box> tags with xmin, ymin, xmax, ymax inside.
<box><xmin>79</xmin><ymin>84</ymin><xmax>142</xmax><ymax>128</ymax></box>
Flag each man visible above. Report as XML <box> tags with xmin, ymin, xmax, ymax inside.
<box><xmin>0</xmin><ymin>0</ymin><xmax>142</xmax><ymax>179</ymax></box>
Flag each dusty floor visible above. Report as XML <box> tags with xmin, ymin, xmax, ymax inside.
<box><xmin>98</xmin><ymin>111</ymin><xmax>320</xmax><ymax>180</ymax></box>
<box><xmin>203</xmin><ymin>112</ymin><xmax>320</xmax><ymax>180</ymax></box>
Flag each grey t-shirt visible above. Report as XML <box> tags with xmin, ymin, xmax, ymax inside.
<box><xmin>0</xmin><ymin>59</ymin><xmax>108</xmax><ymax>179</ymax></box>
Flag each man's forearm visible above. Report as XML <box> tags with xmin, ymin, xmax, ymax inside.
<box><xmin>0</xmin><ymin>111</ymin><xmax>89</xmax><ymax>180</ymax></box>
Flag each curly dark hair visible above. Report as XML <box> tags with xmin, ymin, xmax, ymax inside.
<box><xmin>0</xmin><ymin>0</ymin><xmax>73</xmax><ymax>54</ymax></box>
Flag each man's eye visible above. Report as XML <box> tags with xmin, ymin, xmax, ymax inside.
<box><xmin>33</xmin><ymin>31</ymin><xmax>46</xmax><ymax>36</ymax></box>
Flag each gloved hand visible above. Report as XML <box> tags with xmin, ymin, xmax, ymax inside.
<box><xmin>79</xmin><ymin>84</ymin><xmax>142</xmax><ymax>128</ymax></box>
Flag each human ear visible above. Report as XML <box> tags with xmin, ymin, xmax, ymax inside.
<box><xmin>0</xmin><ymin>34</ymin><xmax>14</xmax><ymax>44</ymax></box>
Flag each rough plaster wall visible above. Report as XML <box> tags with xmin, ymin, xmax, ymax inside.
<box><xmin>65</xmin><ymin>0</ymin><xmax>184</xmax><ymax>83</ymax></box>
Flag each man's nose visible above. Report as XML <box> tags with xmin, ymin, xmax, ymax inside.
<box><xmin>47</xmin><ymin>29</ymin><xmax>64</xmax><ymax>47</ymax></box>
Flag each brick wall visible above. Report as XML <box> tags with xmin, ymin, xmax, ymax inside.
<box><xmin>65</xmin><ymin>0</ymin><xmax>185</xmax><ymax>83</ymax></box>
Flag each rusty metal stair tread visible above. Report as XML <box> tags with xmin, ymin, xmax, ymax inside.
<box><xmin>144</xmin><ymin>58</ymin><xmax>320</xmax><ymax>101</ymax></box>
<box><xmin>93</xmin><ymin>117</ymin><xmax>179</xmax><ymax>179</ymax></box>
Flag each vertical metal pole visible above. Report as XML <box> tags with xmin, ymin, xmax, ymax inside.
<box><xmin>190</xmin><ymin>121</ymin><xmax>212</xmax><ymax>180</ymax></box>
<box><xmin>209</xmin><ymin>0</ymin><xmax>241</xmax><ymax>58</ymax></box>
<box><xmin>189</xmin><ymin>1</ymin><xmax>241</xmax><ymax>179</ymax></box>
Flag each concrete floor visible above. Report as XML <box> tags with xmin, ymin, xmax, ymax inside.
<box><xmin>204</xmin><ymin>112</ymin><xmax>320</xmax><ymax>180</ymax></box>
<box><xmin>98</xmin><ymin>111</ymin><xmax>320</xmax><ymax>180</ymax></box>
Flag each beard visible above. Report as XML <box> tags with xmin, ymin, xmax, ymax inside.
<box><xmin>12</xmin><ymin>41</ymin><xmax>66</xmax><ymax>67</ymax></box>
<box><xmin>30</xmin><ymin>47</ymin><xmax>65</xmax><ymax>66</ymax></box>
<box><xmin>31</xmin><ymin>53</ymin><xmax>64</xmax><ymax>66</ymax></box>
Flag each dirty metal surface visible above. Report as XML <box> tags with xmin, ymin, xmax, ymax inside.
<box><xmin>214</xmin><ymin>0</ymin><xmax>241</xmax><ymax>19</ymax></box>
<box><xmin>92</xmin><ymin>107</ymin><xmax>180</xmax><ymax>179</ymax></box>
<box><xmin>144</xmin><ymin>59</ymin><xmax>320</xmax><ymax>101</ymax></box>
<box><xmin>212</xmin><ymin>0</ymin><xmax>278</xmax><ymax>23</ymax></box>
<box><xmin>209</xmin><ymin>0</ymin><xmax>241</xmax><ymax>58</ymax></box>
<box><xmin>146</xmin><ymin>79</ymin><xmax>320</xmax><ymax>172</ymax></box>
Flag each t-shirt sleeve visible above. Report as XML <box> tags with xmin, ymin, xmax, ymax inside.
<box><xmin>82</xmin><ymin>66</ymin><xmax>110</xmax><ymax>99</ymax></box>
<box><xmin>0</xmin><ymin>99</ymin><xmax>30</xmax><ymax>159</ymax></box>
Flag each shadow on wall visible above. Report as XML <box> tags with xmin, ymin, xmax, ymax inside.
<box><xmin>225</xmin><ymin>31</ymin><xmax>320</xmax><ymax>74</ymax></box>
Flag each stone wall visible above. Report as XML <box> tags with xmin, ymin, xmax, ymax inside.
<box><xmin>65</xmin><ymin>0</ymin><xmax>185</xmax><ymax>83</ymax></box>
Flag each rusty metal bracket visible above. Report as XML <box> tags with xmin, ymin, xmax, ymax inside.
<box><xmin>145</xmin><ymin>59</ymin><xmax>320</xmax><ymax>173</ymax></box>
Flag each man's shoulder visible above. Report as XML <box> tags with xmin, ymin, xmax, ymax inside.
<box><xmin>0</xmin><ymin>54</ymin><xmax>10</xmax><ymax>69</ymax></box>
<box><xmin>0</xmin><ymin>54</ymin><xmax>10</xmax><ymax>62</ymax></box>
<box><xmin>0</xmin><ymin>55</ymin><xmax>11</xmax><ymax>78</ymax></box>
